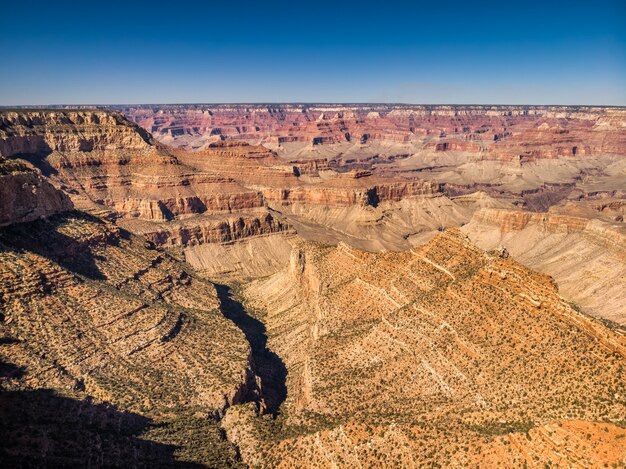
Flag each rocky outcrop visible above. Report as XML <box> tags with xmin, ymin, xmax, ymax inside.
<box><xmin>121</xmin><ymin>211</ymin><xmax>292</xmax><ymax>247</ymax></box>
<box><xmin>0</xmin><ymin>212</ymin><xmax>254</xmax><ymax>411</ymax></box>
<box><xmin>291</xmin><ymin>158</ymin><xmax>331</xmax><ymax>176</ymax></box>
<box><xmin>0</xmin><ymin>157</ymin><xmax>72</xmax><ymax>226</ymax></box>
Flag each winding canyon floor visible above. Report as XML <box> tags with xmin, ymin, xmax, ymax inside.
<box><xmin>1</xmin><ymin>106</ymin><xmax>626</xmax><ymax>467</ymax></box>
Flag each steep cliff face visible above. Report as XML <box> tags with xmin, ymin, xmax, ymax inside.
<box><xmin>262</xmin><ymin>179</ymin><xmax>441</xmax><ymax>207</ymax></box>
<box><xmin>0</xmin><ymin>110</ymin><xmax>155</xmax><ymax>156</ymax></box>
<box><xmin>120</xmin><ymin>210</ymin><xmax>292</xmax><ymax>247</ymax></box>
<box><xmin>0</xmin><ymin>110</ymin><xmax>265</xmax><ymax>221</ymax></box>
<box><xmin>469</xmin><ymin>207</ymin><xmax>626</xmax><ymax>251</ymax></box>
<box><xmin>0</xmin><ymin>157</ymin><xmax>73</xmax><ymax>226</ymax></box>
<box><xmin>171</xmin><ymin>137</ymin><xmax>470</xmax><ymax>252</ymax></box>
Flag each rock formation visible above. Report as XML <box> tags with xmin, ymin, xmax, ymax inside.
<box><xmin>121</xmin><ymin>104</ymin><xmax>626</xmax><ymax>162</ymax></box>
<box><xmin>0</xmin><ymin>110</ymin><xmax>265</xmax><ymax>221</ymax></box>
<box><xmin>0</xmin><ymin>157</ymin><xmax>73</xmax><ymax>226</ymax></box>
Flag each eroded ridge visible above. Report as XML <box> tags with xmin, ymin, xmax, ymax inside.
<box><xmin>221</xmin><ymin>229</ymin><xmax>626</xmax><ymax>467</ymax></box>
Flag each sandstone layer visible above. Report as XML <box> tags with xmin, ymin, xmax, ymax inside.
<box><xmin>123</xmin><ymin>104</ymin><xmax>626</xmax><ymax>213</ymax></box>
<box><xmin>173</xmin><ymin>141</ymin><xmax>499</xmax><ymax>252</ymax></box>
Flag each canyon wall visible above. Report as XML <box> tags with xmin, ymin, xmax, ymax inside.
<box><xmin>0</xmin><ymin>150</ymin><xmax>288</xmax><ymax>465</ymax></box>
<box><xmin>0</xmin><ymin>110</ymin><xmax>266</xmax><ymax>221</ymax></box>
<box><xmin>119</xmin><ymin>104</ymin><xmax>626</xmax><ymax>222</ymax></box>
<box><xmin>120</xmin><ymin>104</ymin><xmax>626</xmax><ymax>161</ymax></box>
<box><xmin>119</xmin><ymin>210</ymin><xmax>292</xmax><ymax>247</ymax></box>
<box><xmin>0</xmin><ymin>110</ymin><xmax>156</xmax><ymax>156</ymax></box>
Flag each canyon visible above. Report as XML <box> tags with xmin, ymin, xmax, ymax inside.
<box><xmin>120</xmin><ymin>104</ymin><xmax>626</xmax><ymax>322</ymax></box>
<box><xmin>1</xmin><ymin>106</ymin><xmax>625</xmax><ymax>467</ymax></box>
<box><xmin>122</xmin><ymin>104</ymin><xmax>626</xmax><ymax>161</ymax></box>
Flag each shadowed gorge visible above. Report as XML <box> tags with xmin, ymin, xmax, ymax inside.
<box><xmin>215</xmin><ymin>284</ymin><xmax>288</xmax><ymax>416</ymax></box>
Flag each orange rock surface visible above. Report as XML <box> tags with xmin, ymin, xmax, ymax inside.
<box><xmin>225</xmin><ymin>230</ymin><xmax>626</xmax><ymax>467</ymax></box>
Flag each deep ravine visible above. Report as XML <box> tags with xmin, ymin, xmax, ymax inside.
<box><xmin>215</xmin><ymin>284</ymin><xmax>287</xmax><ymax>416</ymax></box>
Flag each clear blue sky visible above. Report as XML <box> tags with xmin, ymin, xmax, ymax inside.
<box><xmin>1</xmin><ymin>0</ymin><xmax>624</xmax><ymax>105</ymax></box>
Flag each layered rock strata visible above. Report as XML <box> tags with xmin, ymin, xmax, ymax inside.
<box><xmin>122</xmin><ymin>104</ymin><xmax>626</xmax><ymax>161</ymax></box>
<box><xmin>0</xmin><ymin>110</ymin><xmax>265</xmax><ymax>221</ymax></box>
<box><xmin>119</xmin><ymin>210</ymin><xmax>292</xmax><ymax>248</ymax></box>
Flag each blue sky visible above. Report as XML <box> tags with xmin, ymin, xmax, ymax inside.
<box><xmin>1</xmin><ymin>0</ymin><xmax>624</xmax><ymax>105</ymax></box>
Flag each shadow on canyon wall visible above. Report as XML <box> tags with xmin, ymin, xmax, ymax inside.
<box><xmin>0</xmin><ymin>359</ymin><xmax>203</xmax><ymax>468</ymax></box>
<box><xmin>215</xmin><ymin>284</ymin><xmax>287</xmax><ymax>416</ymax></box>
<box><xmin>0</xmin><ymin>211</ymin><xmax>110</xmax><ymax>281</ymax></box>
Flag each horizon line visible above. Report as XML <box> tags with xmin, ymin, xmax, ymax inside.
<box><xmin>2</xmin><ymin>102</ymin><xmax>626</xmax><ymax>109</ymax></box>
